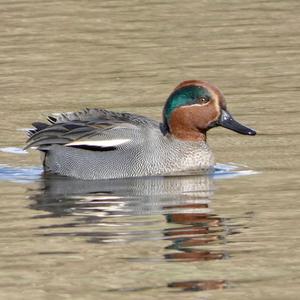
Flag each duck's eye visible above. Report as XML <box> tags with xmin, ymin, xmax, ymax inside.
<box><xmin>198</xmin><ymin>96</ymin><xmax>210</xmax><ymax>104</ymax></box>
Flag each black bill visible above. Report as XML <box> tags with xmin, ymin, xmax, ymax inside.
<box><xmin>217</xmin><ymin>110</ymin><xmax>256</xmax><ymax>135</ymax></box>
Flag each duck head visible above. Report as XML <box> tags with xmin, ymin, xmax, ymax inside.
<box><xmin>162</xmin><ymin>80</ymin><xmax>256</xmax><ymax>141</ymax></box>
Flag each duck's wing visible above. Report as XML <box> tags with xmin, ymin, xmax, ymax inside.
<box><xmin>25</xmin><ymin>108</ymin><xmax>160</xmax><ymax>151</ymax></box>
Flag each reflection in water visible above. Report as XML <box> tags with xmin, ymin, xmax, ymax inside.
<box><xmin>164</xmin><ymin>209</ymin><xmax>228</xmax><ymax>262</ymax></box>
<box><xmin>168</xmin><ymin>280</ymin><xmax>227</xmax><ymax>292</ymax></box>
<box><xmin>29</xmin><ymin>173</ymin><xmax>239</xmax><ymax>292</ymax></box>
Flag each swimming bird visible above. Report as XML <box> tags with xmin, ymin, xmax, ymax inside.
<box><xmin>25</xmin><ymin>80</ymin><xmax>256</xmax><ymax>179</ymax></box>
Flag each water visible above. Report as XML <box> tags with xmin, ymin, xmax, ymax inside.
<box><xmin>0</xmin><ymin>0</ymin><xmax>300</xmax><ymax>299</ymax></box>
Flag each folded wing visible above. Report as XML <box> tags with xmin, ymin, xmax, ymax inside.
<box><xmin>25</xmin><ymin>108</ymin><xmax>160</xmax><ymax>151</ymax></box>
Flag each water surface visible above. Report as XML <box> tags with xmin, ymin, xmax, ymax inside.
<box><xmin>0</xmin><ymin>0</ymin><xmax>300</xmax><ymax>299</ymax></box>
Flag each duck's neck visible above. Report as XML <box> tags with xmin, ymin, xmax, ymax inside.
<box><xmin>167</xmin><ymin>112</ymin><xmax>207</xmax><ymax>142</ymax></box>
<box><xmin>169</xmin><ymin>124</ymin><xmax>206</xmax><ymax>142</ymax></box>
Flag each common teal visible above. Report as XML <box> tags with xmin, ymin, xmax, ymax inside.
<box><xmin>25</xmin><ymin>80</ymin><xmax>256</xmax><ymax>180</ymax></box>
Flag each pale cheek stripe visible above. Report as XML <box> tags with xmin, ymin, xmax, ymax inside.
<box><xmin>188</xmin><ymin>103</ymin><xmax>209</xmax><ymax>107</ymax></box>
<box><xmin>66</xmin><ymin>139</ymin><xmax>131</xmax><ymax>148</ymax></box>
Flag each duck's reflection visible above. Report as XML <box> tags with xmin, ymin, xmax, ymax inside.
<box><xmin>30</xmin><ymin>173</ymin><xmax>214</xmax><ymax>220</ymax></box>
<box><xmin>30</xmin><ymin>173</ymin><xmax>234</xmax><ymax>292</ymax></box>
<box><xmin>168</xmin><ymin>280</ymin><xmax>227</xmax><ymax>292</ymax></box>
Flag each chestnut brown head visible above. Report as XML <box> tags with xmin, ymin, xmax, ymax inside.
<box><xmin>162</xmin><ymin>80</ymin><xmax>256</xmax><ymax>141</ymax></box>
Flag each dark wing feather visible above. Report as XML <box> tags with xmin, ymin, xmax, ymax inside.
<box><xmin>52</xmin><ymin>108</ymin><xmax>159</xmax><ymax>127</ymax></box>
<box><xmin>25</xmin><ymin>108</ymin><xmax>160</xmax><ymax>151</ymax></box>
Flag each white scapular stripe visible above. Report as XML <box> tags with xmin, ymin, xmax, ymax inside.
<box><xmin>66</xmin><ymin>139</ymin><xmax>131</xmax><ymax>148</ymax></box>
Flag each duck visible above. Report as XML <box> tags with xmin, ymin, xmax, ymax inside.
<box><xmin>25</xmin><ymin>80</ymin><xmax>256</xmax><ymax>180</ymax></box>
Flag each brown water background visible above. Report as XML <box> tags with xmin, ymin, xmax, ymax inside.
<box><xmin>0</xmin><ymin>0</ymin><xmax>299</xmax><ymax>299</ymax></box>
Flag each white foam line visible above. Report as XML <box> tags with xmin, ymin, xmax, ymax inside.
<box><xmin>0</xmin><ymin>147</ymin><xmax>28</xmax><ymax>154</ymax></box>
